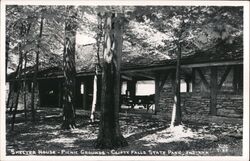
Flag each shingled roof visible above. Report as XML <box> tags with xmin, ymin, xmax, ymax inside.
<box><xmin>7</xmin><ymin>36</ymin><xmax>243</xmax><ymax>81</ymax></box>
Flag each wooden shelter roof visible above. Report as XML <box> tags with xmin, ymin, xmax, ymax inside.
<box><xmin>7</xmin><ymin>36</ymin><xmax>243</xmax><ymax>81</ymax></box>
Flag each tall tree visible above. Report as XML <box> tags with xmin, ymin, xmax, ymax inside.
<box><xmin>6</xmin><ymin>36</ymin><xmax>10</xmax><ymax>78</ymax></box>
<box><xmin>95</xmin><ymin>12</ymin><xmax>128</xmax><ymax>149</ymax></box>
<box><xmin>11</xmin><ymin>43</ymin><xmax>23</xmax><ymax>130</ymax></box>
<box><xmin>10</xmin><ymin>13</ymin><xmax>34</xmax><ymax>129</ymax></box>
<box><xmin>90</xmin><ymin>12</ymin><xmax>103</xmax><ymax>122</ymax></box>
<box><xmin>6</xmin><ymin>6</ymin><xmax>68</xmax><ymax>122</ymax></box>
<box><xmin>23</xmin><ymin>50</ymin><xmax>28</xmax><ymax>120</ymax></box>
<box><xmin>170</xmin><ymin>42</ymin><xmax>182</xmax><ymax>127</ymax></box>
<box><xmin>90</xmin><ymin>65</ymin><xmax>98</xmax><ymax>122</ymax></box>
<box><xmin>61</xmin><ymin>6</ymin><xmax>78</xmax><ymax>129</ymax></box>
<box><xmin>31</xmin><ymin>11</ymin><xmax>44</xmax><ymax>122</ymax></box>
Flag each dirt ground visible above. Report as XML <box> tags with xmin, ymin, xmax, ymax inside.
<box><xmin>6</xmin><ymin>108</ymin><xmax>242</xmax><ymax>156</ymax></box>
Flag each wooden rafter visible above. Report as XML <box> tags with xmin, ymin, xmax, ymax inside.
<box><xmin>218</xmin><ymin>66</ymin><xmax>232</xmax><ymax>90</ymax></box>
<box><xmin>131</xmin><ymin>72</ymin><xmax>155</xmax><ymax>80</ymax></box>
<box><xmin>159</xmin><ymin>71</ymin><xmax>171</xmax><ymax>92</ymax></box>
<box><xmin>121</xmin><ymin>74</ymin><xmax>133</xmax><ymax>81</ymax></box>
<box><xmin>196</xmin><ymin>68</ymin><xmax>210</xmax><ymax>89</ymax></box>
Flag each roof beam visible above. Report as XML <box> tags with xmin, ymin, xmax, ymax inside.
<box><xmin>196</xmin><ymin>68</ymin><xmax>210</xmax><ymax>89</ymax></box>
<box><xmin>121</xmin><ymin>60</ymin><xmax>242</xmax><ymax>73</ymax></box>
<box><xmin>181</xmin><ymin>60</ymin><xmax>243</xmax><ymax>68</ymax></box>
<box><xmin>131</xmin><ymin>72</ymin><xmax>155</xmax><ymax>80</ymax></box>
<box><xmin>121</xmin><ymin>74</ymin><xmax>133</xmax><ymax>81</ymax></box>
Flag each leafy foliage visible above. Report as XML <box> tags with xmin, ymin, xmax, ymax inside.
<box><xmin>6</xmin><ymin>6</ymin><xmax>243</xmax><ymax>74</ymax></box>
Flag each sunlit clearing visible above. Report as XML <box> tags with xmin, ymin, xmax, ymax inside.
<box><xmin>71</xmin><ymin>128</ymin><xmax>89</xmax><ymax>134</ymax></box>
<box><xmin>47</xmin><ymin>137</ymin><xmax>77</xmax><ymax>148</ymax></box>
<box><xmin>139</xmin><ymin>125</ymin><xmax>217</xmax><ymax>145</ymax></box>
<box><xmin>36</xmin><ymin>125</ymin><xmax>61</xmax><ymax>130</ymax></box>
<box><xmin>123</xmin><ymin>126</ymin><xmax>137</xmax><ymax>137</ymax></box>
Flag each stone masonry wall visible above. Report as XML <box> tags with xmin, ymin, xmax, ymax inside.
<box><xmin>158</xmin><ymin>66</ymin><xmax>243</xmax><ymax>119</ymax></box>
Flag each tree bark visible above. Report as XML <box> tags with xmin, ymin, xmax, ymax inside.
<box><xmin>170</xmin><ymin>43</ymin><xmax>182</xmax><ymax>127</ymax></box>
<box><xmin>6</xmin><ymin>82</ymin><xmax>13</xmax><ymax>111</ymax></box>
<box><xmin>6</xmin><ymin>39</ymin><xmax>14</xmax><ymax>112</ymax></box>
<box><xmin>90</xmin><ymin>13</ymin><xmax>103</xmax><ymax>121</ymax></box>
<box><xmin>31</xmin><ymin>13</ymin><xmax>44</xmax><ymax>122</ymax></box>
<box><xmin>6</xmin><ymin>35</ymin><xmax>10</xmax><ymax>79</ymax></box>
<box><xmin>23</xmin><ymin>51</ymin><xmax>27</xmax><ymax>120</ymax></box>
<box><xmin>11</xmin><ymin>43</ymin><xmax>23</xmax><ymax>130</ymax></box>
<box><xmin>7</xmin><ymin>45</ymin><xmax>22</xmax><ymax>112</ymax></box>
<box><xmin>90</xmin><ymin>67</ymin><xmax>98</xmax><ymax>122</ymax></box>
<box><xmin>95</xmin><ymin>12</ymin><xmax>127</xmax><ymax>149</ymax></box>
<box><xmin>61</xmin><ymin>6</ymin><xmax>77</xmax><ymax>129</ymax></box>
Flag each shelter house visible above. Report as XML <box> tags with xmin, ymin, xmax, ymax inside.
<box><xmin>6</xmin><ymin>36</ymin><xmax>243</xmax><ymax>122</ymax></box>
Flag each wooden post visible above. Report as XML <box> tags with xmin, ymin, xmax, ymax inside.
<box><xmin>186</xmin><ymin>79</ymin><xmax>190</xmax><ymax>92</ymax></box>
<box><xmin>82</xmin><ymin>81</ymin><xmax>88</xmax><ymax>110</ymax></box>
<box><xmin>191</xmin><ymin>68</ymin><xmax>196</xmax><ymax>92</ymax></box>
<box><xmin>154</xmin><ymin>74</ymin><xmax>160</xmax><ymax>115</ymax></box>
<box><xmin>210</xmin><ymin>66</ymin><xmax>218</xmax><ymax>115</ymax></box>
<box><xmin>127</xmin><ymin>78</ymin><xmax>136</xmax><ymax>107</ymax></box>
<box><xmin>119</xmin><ymin>80</ymin><xmax>123</xmax><ymax>111</ymax></box>
<box><xmin>58</xmin><ymin>80</ymin><xmax>62</xmax><ymax>108</ymax></box>
<box><xmin>128</xmin><ymin>79</ymin><xmax>136</xmax><ymax>98</ymax></box>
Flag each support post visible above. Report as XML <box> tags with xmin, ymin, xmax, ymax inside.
<box><xmin>58</xmin><ymin>80</ymin><xmax>62</xmax><ymax>108</ymax></box>
<box><xmin>127</xmin><ymin>78</ymin><xmax>136</xmax><ymax>103</ymax></box>
<box><xmin>210</xmin><ymin>66</ymin><xmax>218</xmax><ymax>115</ymax></box>
<box><xmin>191</xmin><ymin>68</ymin><xmax>196</xmax><ymax>91</ymax></box>
<box><xmin>82</xmin><ymin>81</ymin><xmax>88</xmax><ymax>110</ymax></box>
<box><xmin>154</xmin><ymin>74</ymin><xmax>160</xmax><ymax>115</ymax></box>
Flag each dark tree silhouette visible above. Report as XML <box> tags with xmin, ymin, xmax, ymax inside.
<box><xmin>171</xmin><ymin>42</ymin><xmax>182</xmax><ymax>127</ymax></box>
<box><xmin>61</xmin><ymin>6</ymin><xmax>78</xmax><ymax>129</ymax></box>
<box><xmin>11</xmin><ymin>43</ymin><xmax>23</xmax><ymax>131</ymax></box>
<box><xmin>31</xmin><ymin>13</ymin><xmax>44</xmax><ymax>122</ymax></box>
<box><xmin>95</xmin><ymin>12</ymin><xmax>128</xmax><ymax>149</ymax></box>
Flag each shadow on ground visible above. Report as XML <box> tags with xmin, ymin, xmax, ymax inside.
<box><xmin>6</xmin><ymin>108</ymin><xmax>242</xmax><ymax>156</ymax></box>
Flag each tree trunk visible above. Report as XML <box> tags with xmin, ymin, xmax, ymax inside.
<box><xmin>11</xmin><ymin>43</ymin><xmax>23</xmax><ymax>130</ymax></box>
<box><xmin>31</xmin><ymin>14</ymin><xmax>44</xmax><ymax>122</ymax></box>
<box><xmin>6</xmin><ymin>35</ymin><xmax>10</xmax><ymax>78</ymax></box>
<box><xmin>95</xmin><ymin>12</ymin><xmax>128</xmax><ymax>149</ymax></box>
<box><xmin>6</xmin><ymin>82</ymin><xmax>13</xmax><ymax>111</ymax></box>
<box><xmin>170</xmin><ymin>43</ymin><xmax>182</xmax><ymax>127</ymax></box>
<box><xmin>23</xmin><ymin>51</ymin><xmax>27</xmax><ymax>120</ymax></box>
<box><xmin>90</xmin><ymin>67</ymin><xmax>98</xmax><ymax>122</ymax></box>
<box><xmin>61</xmin><ymin>6</ymin><xmax>77</xmax><ymax>129</ymax></box>
<box><xmin>8</xmin><ymin>57</ymin><xmax>22</xmax><ymax>112</ymax></box>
